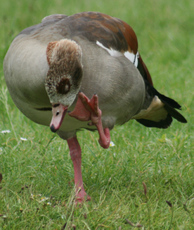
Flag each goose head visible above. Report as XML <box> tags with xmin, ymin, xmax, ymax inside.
<box><xmin>45</xmin><ymin>39</ymin><xmax>83</xmax><ymax>132</ymax></box>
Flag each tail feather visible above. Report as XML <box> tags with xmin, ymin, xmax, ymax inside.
<box><xmin>136</xmin><ymin>55</ymin><xmax>187</xmax><ymax>128</ymax></box>
<box><xmin>153</xmin><ymin>87</ymin><xmax>187</xmax><ymax>123</ymax></box>
<box><xmin>136</xmin><ymin>85</ymin><xmax>187</xmax><ymax>129</ymax></box>
<box><xmin>164</xmin><ymin>104</ymin><xmax>187</xmax><ymax>123</ymax></box>
<box><xmin>153</xmin><ymin>88</ymin><xmax>181</xmax><ymax>110</ymax></box>
<box><xmin>136</xmin><ymin>115</ymin><xmax>172</xmax><ymax>129</ymax></box>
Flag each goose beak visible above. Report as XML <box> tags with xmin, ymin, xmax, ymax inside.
<box><xmin>50</xmin><ymin>104</ymin><xmax>68</xmax><ymax>132</ymax></box>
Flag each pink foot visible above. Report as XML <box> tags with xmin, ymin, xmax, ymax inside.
<box><xmin>69</xmin><ymin>92</ymin><xmax>110</xmax><ymax>149</ymax></box>
<box><xmin>75</xmin><ymin>188</ymin><xmax>91</xmax><ymax>204</ymax></box>
<box><xmin>67</xmin><ymin>136</ymin><xmax>91</xmax><ymax>203</ymax></box>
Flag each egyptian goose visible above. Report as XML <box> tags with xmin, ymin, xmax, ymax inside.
<box><xmin>3</xmin><ymin>12</ymin><xmax>187</xmax><ymax>202</ymax></box>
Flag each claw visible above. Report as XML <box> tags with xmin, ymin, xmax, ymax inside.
<box><xmin>69</xmin><ymin>92</ymin><xmax>110</xmax><ymax>149</ymax></box>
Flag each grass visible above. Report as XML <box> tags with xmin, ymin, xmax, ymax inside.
<box><xmin>0</xmin><ymin>0</ymin><xmax>193</xmax><ymax>229</ymax></box>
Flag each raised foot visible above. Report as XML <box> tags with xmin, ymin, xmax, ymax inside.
<box><xmin>69</xmin><ymin>92</ymin><xmax>110</xmax><ymax>149</ymax></box>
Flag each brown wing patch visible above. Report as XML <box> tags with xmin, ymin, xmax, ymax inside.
<box><xmin>63</xmin><ymin>12</ymin><xmax>138</xmax><ymax>54</ymax></box>
<box><xmin>120</xmin><ymin>21</ymin><xmax>138</xmax><ymax>53</ymax></box>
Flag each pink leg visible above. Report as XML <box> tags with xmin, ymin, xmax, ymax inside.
<box><xmin>69</xmin><ymin>92</ymin><xmax>110</xmax><ymax>149</ymax></box>
<box><xmin>67</xmin><ymin>136</ymin><xmax>91</xmax><ymax>203</ymax></box>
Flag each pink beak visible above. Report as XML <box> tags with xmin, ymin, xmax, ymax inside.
<box><xmin>50</xmin><ymin>104</ymin><xmax>68</xmax><ymax>132</ymax></box>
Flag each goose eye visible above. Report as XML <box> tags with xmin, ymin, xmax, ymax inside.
<box><xmin>56</xmin><ymin>78</ymin><xmax>71</xmax><ymax>94</ymax></box>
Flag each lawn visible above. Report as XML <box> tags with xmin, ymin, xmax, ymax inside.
<box><xmin>0</xmin><ymin>0</ymin><xmax>193</xmax><ymax>229</ymax></box>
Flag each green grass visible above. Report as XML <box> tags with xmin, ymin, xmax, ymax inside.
<box><xmin>0</xmin><ymin>0</ymin><xmax>194</xmax><ymax>229</ymax></box>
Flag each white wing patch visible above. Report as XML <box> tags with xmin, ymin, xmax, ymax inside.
<box><xmin>124</xmin><ymin>51</ymin><xmax>139</xmax><ymax>67</ymax></box>
<box><xmin>96</xmin><ymin>41</ymin><xmax>139</xmax><ymax>67</ymax></box>
<box><xmin>96</xmin><ymin>41</ymin><xmax>122</xmax><ymax>57</ymax></box>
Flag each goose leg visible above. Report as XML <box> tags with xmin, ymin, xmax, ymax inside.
<box><xmin>67</xmin><ymin>136</ymin><xmax>91</xmax><ymax>203</ymax></box>
<box><xmin>69</xmin><ymin>92</ymin><xmax>110</xmax><ymax>149</ymax></box>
